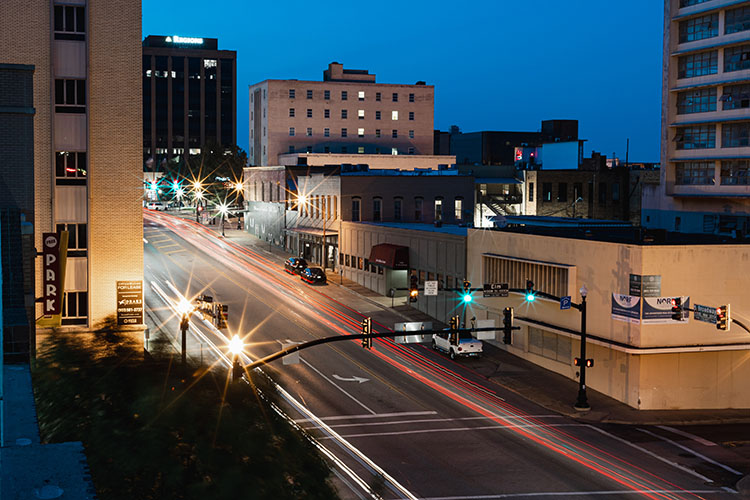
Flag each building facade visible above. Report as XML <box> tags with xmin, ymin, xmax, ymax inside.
<box><xmin>249</xmin><ymin>62</ymin><xmax>434</xmax><ymax>165</ymax></box>
<box><xmin>2</xmin><ymin>0</ymin><xmax>144</xmax><ymax>329</ymax></box>
<box><xmin>646</xmin><ymin>0</ymin><xmax>750</xmax><ymax>235</ymax></box>
<box><xmin>142</xmin><ymin>35</ymin><xmax>236</xmax><ymax>164</ymax></box>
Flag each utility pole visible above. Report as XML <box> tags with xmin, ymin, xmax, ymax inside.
<box><xmin>180</xmin><ymin>314</ymin><xmax>189</xmax><ymax>374</ymax></box>
<box><xmin>574</xmin><ymin>286</ymin><xmax>590</xmax><ymax>410</ymax></box>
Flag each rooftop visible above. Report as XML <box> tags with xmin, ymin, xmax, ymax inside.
<box><xmin>359</xmin><ymin>221</ymin><xmax>468</xmax><ymax>236</ymax></box>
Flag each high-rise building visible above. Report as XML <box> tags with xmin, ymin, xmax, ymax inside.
<box><xmin>647</xmin><ymin>0</ymin><xmax>750</xmax><ymax>235</ymax></box>
<box><xmin>1</xmin><ymin>0</ymin><xmax>143</xmax><ymax>329</ymax></box>
<box><xmin>249</xmin><ymin>62</ymin><xmax>434</xmax><ymax>166</ymax></box>
<box><xmin>142</xmin><ymin>35</ymin><xmax>237</xmax><ymax>164</ymax></box>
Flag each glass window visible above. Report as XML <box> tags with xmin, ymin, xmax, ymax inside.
<box><xmin>376</xmin><ymin>92</ymin><xmax>381</xmax><ymax>101</ymax></box>
<box><xmin>307</xmin><ymin>89</ymin><xmax>313</xmax><ymax>99</ymax></box>
<box><xmin>373</xmin><ymin>198</ymin><xmax>382</xmax><ymax>221</ymax></box>
<box><xmin>724</xmin><ymin>45</ymin><xmax>750</xmax><ymax>73</ymax></box>
<box><xmin>598</xmin><ymin>182</ymin><xmax>607</xmax><ymax>205</ymax></box>
<box><xmin>358</xmin><ymin>91</ymin><xmax>365</xmax><ymax>101</ymax></box>
<box><xmin>324</xmin><ymin>109</ymin><xmax>330</xmax><ymax>118</ymax></box>
<box><xmin>678</xmin><ymin>51</ymin><xmax>717</xmax><ymax>79</ymax></box>
<box><xmin>676</xmin><ymin>161</ymin><xmax>715</xmax><ymax>185</ymax></box>
<box><xmin>454</xmin><ymin>198</ymin><xmax>463</xmax><ymax>221</ymax></box>
<box><xmin>56</xmin><ymin>223</ymin><xmax>87</xmax><ymax>250</ymax></box>
<box><xmin>289</xmin><ymin>127</ymin><xmax>295</xmax><ymax>136</ymax></box>
<box><xmin>409</xmin><ymin>93</ymin><xmax>415</xmax><ymax>102</ymax></box>
<box><xmin>408</xmin><ymin>130</ymin><xmax>414</xmax><ymax>139</ymax></box>
<box><xmin>680</xmin><ymin>0</ymin><xmax>710</xmax><ymax>6</ymax></box>
<box><xmin>722</xmin><ymin>122</ymin><xmax>750</xmax><ymax>148</ymax></box>
<box><xmin>542</xmin><ymin>182</ymin><xmax>552</xmax><ymax>202</ymax></box>
<box><xmin>324</xmin><ymin>128</ymin><xmax>330</xmax><ymax>137</ymax></box>
<box><xmin>679</xmin><ymin>13</ymin><xmax>718</xmax><ymax>43</ymax></box>
<box><xmin>721</xmin><ymin>159</ymin><xmax>750</xmax><ymax>184</ymax></box>
<box><xmin>675</xmin><ymin>125</ymin><xmax>715</xmax><ymax>149</ymax></box>
<box><xmin>289</xmin><ymin>89</ymin><xmax>295</xmax><ymax>99</ymax></box>
<box><xmin>54</xmin><ymin>5</ymin><xmax>85</xmax><ymax>39</ymax></box>
<box><xmin>307</xmin><ymin>108</ymin><xmax>312</xmax><ymax>118</ymax></box>
<box><xmin>725</xmin><ymin>6</ymin><xmax>750</xmax><ymax>35</ymax></box>
<box><xmin>392</xmin><ymin>129</ymin><xmax>398</xmax><ymax>138</ymax></box>
<box><xmin>375</xmin><ymin>111</ymin><xmax>381</xmax><ymax>120</ymax></box>
<box><xmin>352</xmin><ymin>198</ymin><xmax>361</xmax><ymax>221</ymax></box>
<box><xmin>324</xmin><ymin>90</ymin><xmax>330</xmax><ymax>100</ymax></box>
<box><xmin>375</xmin><ymin>129</ymin><xmax>381</xmax><ymax>138</ymax></box>
<box><xmin>341</xmin><ymin>109</ymin><xmax>347</xmax><ymax>119</ymax></box>
<box><xmin>358</xmin><ymin>146</ymin><xmax>365</xmax><ymax>154</ymax></box>
<box><xmin>392</xmin><ymin>110</ymin><xmax>398</xmax><ymax>120</ymax></box>
<box><xmin>722</xmin><ymin>83</ymin><xmax>750</xmax><ymax>110</ymax></box>
<box><xmin>409</xmin><ymin>111</ymin><xmax>414</xmax><ymax>121</ymax></box>
<box><xmin>415</xmin><ymin>198</ymin><xmax>423</xmax><ymax>221</ymax></box>
<box><xmin>358</xmin><ymin>109</ymin><xmax>365</xmax><ymax>119</ymax></box>
<box><xmin>392</xmin><ymin>92</ymin><xmax>398</xmax><ymax>102</ymax></box>
<box><xmin>55</xmin><ymin>151</ymin><xmax>87</xmax><ymax>178</ymax></box>
<box><xmin>306</xmin><ymin>127</ymin><xmax>312</xmax><ymax>137</ymax></box>
<box><xmin>341</xmin><ymin>91</ymin><xmax>348</xmax><ymax>101</ymax></box>
<box><xmin>558</xmin><ymin>182</ymin><xmax>567</xmax><ymax>202</ymax></box>
<box><xmin>612</xmin><ymin>182</ymin><xmax>620</xmax><ymax>201</ymax></box>
<box><xmin>289</xmin><ymin>108</ymin><xmax>295</xmax><ymax>117</ymax></box>
<box><xmin>341</xmin><ymin>128</ymin><xmax>347</xmax><ymax>138</ymax></box>
<box><xmin>358</xmin><ymin>128</ymin><xmax>364</xmax><ymax>137</ymax></box>
<box><xmin>677</xmin><ymin>87</ymin><xmax>716</xmax><ymax>114</ymax></box>
<box><xmin>394</xmin><ymin>198</ymin><xmax>402</xmax><ymax>221</ymax></box>
<box><xmin>528</xmin><ymin>182</ymin><xmax>534</xmax><ymax>202</ymax></box>
<box><xmin>54</xmin><ymin>79</ymin><xmax>85</xmax><ymax>111</ymax></box>
<box><xmin>434</xmin><ymin>198</ymin><xmax>443</xmax><ymax>221</ymax></box>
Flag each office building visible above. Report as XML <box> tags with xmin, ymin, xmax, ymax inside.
<box><xmin>142</xmin><ymin>35</ymin><xmax>236</xmax><ymax>163</ymax></box>
<box><xmin>2</xmin><ymin>0</ymin><xmax>143</xmax><ymax>329</ymax></box>
<box><xmin>645</xmin><ymin>0</ymin><xmax>750</xmax><ymax>235</ymax></box>
<box><xmin>249</xmin><ymin>62</ymin><xmax>434</xmax><ymax>165</ymax></box>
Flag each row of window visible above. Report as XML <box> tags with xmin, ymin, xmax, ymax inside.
<box><xmin>674</xmin><ymin>122</ymin><xmax>750</xmax><ymax>149</ymax></box>
<box><xmin>349</xmin><ymin>197</ymin><xmax>463</xmax><ymax>222</ymax></box>
<box><xmin>539</xmin><ymin>182</ymin><xmax>619</xmax><ymax>204</ymax></box>
<box><xmin>288</xmin><ymin>89</ymin><xmax>417</xmax><ymax>103</ymax></box>
<box><xmin>678</xmin><ymin>44</ymin><xmax>750</xmax><ymax>79</ymax></box>
<box><xmin>675</xmin><ymin>159</ymin><xmax>750</xmax><ymax>185</ymax></box>
<box><xmin>288</xmin><ymin>108</ymin><xmax>415</xmax><ymax>121</ymax></box>
<box><xmin>55</xmin><ymin>151</ymin><xmax>87</xmax><ymax>178</ymax></box>
<box><xmin>678</xmin><ymin>7</ymin><xmax>750</xmax><ymax>43</ymax></box>
<box><xmin>282</xmin><ymin>145</ymin><xmax>414</xmax><ymax>155</ymax></box>
<box><xmin>289</xmin><ymin>127</ymin><xmax>415</xmax><ymax>139</ymax></box>
<box><xmin>339</xmin><ymin>254</ymin><xmax>385</xmax><ymax>275</ymax></box>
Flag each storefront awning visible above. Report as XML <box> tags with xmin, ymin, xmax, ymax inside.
<box><xmin>368</xmin><ymin>244</ymin><xmax>409</xmax><ymax>270</ymax></box>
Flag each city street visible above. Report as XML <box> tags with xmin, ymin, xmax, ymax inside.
<box><xmin>143</xmin><ymin>210</ymin><xmax>745</xmax><ymax>499</ymax></box>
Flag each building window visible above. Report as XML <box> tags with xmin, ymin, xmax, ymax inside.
<box><xmin>342</xmin><ymin>146</ymin><xmax>348</xmax><ymax>153</ymax></box>
<box><xmin>376</xmin><ymin>92</ymin><xmax>381</xmax><ymax>101</ymax></box>
<box><xmin>375</xmin><ymin>111</ymin><xmax>381</xmax><ymax>120</ymax></box>
<box><xmin>391</xmin><ymin>147</ymin><xmax>398</xmax><ymax>155</ymax></box>
<box><xmin>306</xmin><ymin>127</ymin><xmax>312</xmax><ymax>137</ymax></box>
<box><xmin>392</xmin><ymin>110</ymin><xmax>398</xmax><ymax>121</ymax></box>
<box><xmin>680</xmin><ymin>0</ymin><xmax>710</xmax><ymax>6</ymax></box>
<box><xmin>358</xmin><ymin>146</ymin><xmax>365</xmax><ymax>154</ymax></box>
<box><xmin>289</xmin><ymin>108</ymin><xmax>295</xmax><ymax>117</ymax></box>
<box><xmin>53</xmin><ymin>4</ymin><xmax>85</xmax><ymax>40</ymax></box>
<box><xmin>612</xmin><ymin>182</ymin><xmax>620</xmax><ymax>201</ymax></box>
<box><xmin>352</xmin><ymin>198</ymin><xmax>361</xmax><ymax>221</ymax></box>
<box><xmin>725</xmin><ymin>6</ymin><xmax>750</xmax><ymax>35</ymax></box>
<box><xmin>324</xmin><ymin>146</ymin><xmax>330</xmax><ymax>153</ymax></box>
<box><xmin>62</xmin><ymin>291</ymin><xmax>88</xmax><ymax>321</ymax></box>
<box><xmin>558</xmin><ymin>182</ymin><xmax>567</xmax><ymax>202</ymax></box>
<box><xmin>391</xmin><ymin>129</ymin><xmax>397</xmax><ymax>138</ymax></box>
<box><xmin>678</xmin><ymin>51</ymin><xmax>717</xmax><ymax>79</ymax></box>
<box><xmin>528</xmin><ymin>182</ymin><xmax>534</xmax><ymax>202</ymax></box>
<box><xmin>676</xmin><ymin>161</ymin><xmax>715</xmax><ymax>185</ymax></box>
<box><xmin>598</xmin><ymin>182</ymin><xmax>607</xmax><ymax>205</ymax></box>
<box><xmin>394</xmin><ymin>198</ymin><xmax>402</xmax><ymax>221</ymax></box>
<box><xmin>677</xmin><ymin>87</ymin><xmax>716</xmax><ymax>114</ymax></box>
<box><xmin>341</xmin><ymin>109</ymin><xmax>348</xmax><ymax>119</ymax></box>
<box><xmin>675</xmin><ymin>125</ymin><xmax>715</xmax><ymax>149</ymax></box>
<box><xmin>341</xmin><ymin>128</ymin><xmax>347</xmax><ymax>138</ymax></box>
<box><xmin>408</xmin><ymin>147</ymin><xmax>415</xmax><ymax>154</ymax></box>
<box><xmin>454</xmin><ymin>198</ymin><xmax>463</xmax><ymax>222</ymax></box>
<box><xmin>289</xmin><ymin>89</ymin><xmax>295</xmax><ymax>99</ymax></box>
<box><xmin>414</xmin><ymin>198</ymin><xmax>423</xmax><ymax>221</ymax></box>
<box><xmin>56</xmin><ymin>223</ymin><xmax>87</xmax><ymax>250</ymax></box>
<box><xmin>307</xmin><ymin>108</ymin><xmax>312</xmax><ymax>118</ymax></box>
<box><xmin>722</xmin><ymin>122</ymin><xmax>750</xmax><ymax>148</ymax></box>
<box><xmin>358</xmin><ymin>109</ymin><xmax>365</xmax><ymax>119</ymax></box>
<box><xmin>358</xmin><ymin>91</ymin><xmax>365</xmax><ymax>101</ymax></box>
<box><xmin>55</xmin><ymin>151</ymin><xmax>86</xmax><ymax>177</ymax></box>
<box><xmin>324</xmin><ymin>128</ymin><xmax>330</xmax><ymax>137</ymax></box>
<box><xmin>392</xmin><ymin>92</ymin><xmax>398</xmax><ymax>102</ymax></box>
<box><xmin>679</xmin><ymin>13</ymin><xmax>718</xmax><ymax>43</ymax></box>
<box><xmin>54</xmin><ymin>79</ymin><xmax>85</xmax><ymax>112</ymax></box>
<box><xmin>358</xmin><ymin>128</ymin><xmax>364</xmax><ymax>137</ymax></box>
<box><xmin>409</xmin><ymin>93</ymin><xmax>415</xmax><ymax>102</ymax></box>
<box><xmin>289</xmin><ymin>127</ymin><xmax>295</xmax><ymax>136</ymax></box>
<box><xmin>725</xmin><ymin>44</ymin><xmax>750</xmax><ymax>73</ymax></box>
<box><xmin>375</xmin><ymin>129</ymin><xmax>381</xmax><ymax>138</ymax></box>
<box><xmin>373</xmin><ymin>198</ymin><xmax>382</xmax><ymax>221</ymax></box>
<box><xmin>307</xmin><ymin>89</ymin><xmax>313</xmax><ymax>99</ymax></box>
<box><xmin>434</xmin><ymin>198</ymin><xmax>443</xmax><ymax>221</ymax></box>
<box><xmin>409</xmin><ymin>111</ymin><xmax>414</xmax><ymax>121</ymax></box>
<box><xmin>721</xmin><ymin>159</ymin><xmax>750</xmax><ymax>184</ymax></box>
<box><xmin>324</xmin><ymin>90</ymin><xmax>330</xmax><ymax>100</ymax></box>
<box><xmin>288</xmin><ymin>146</ymin><xmax>294</xmax><ymax>153</ymax></box>
<box><xmin>722</xmin><ymin>83</ymin><xmax>750</xmax><ymax>110</ymax></box>
<box><xmin>542</xmin><ymin>182</ymin><xmax>552</xmax><ymax>202</ymax></box>
<box><xmin>408</xmin><ymin>130</ymin><xmax>414</xmax><ymax>139</ymax></box>
<box><xmin>324</xmin><ymin>109</ymin><xmax>330</xmax><ymax>118</ymax></box>
<box><xmin>341</xmin><ymin>91</ymin><xmax>348</xmax><ymax>101</ymax></box>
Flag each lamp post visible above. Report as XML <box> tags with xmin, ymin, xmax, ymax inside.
<box><xmin>574</xmin><ymin>285</ymin><xmax>590</xmax><ymax>410</ymax></box>
<box><xmin>228</xmin><ymin>334</ymin><xmax>244</xmax><ymax>382</ymax></box>
<box><xmin>218</xmin><ymin>203</ymin><xmax>228</xmax><ymax>237</ymax></box>
<box><xmin>177</xmin><ymin>299</ymin><xmax>194</xmax><ymax>376</ymax></box>
<box><xmin>193</xmin><ymin>182</ymin><xmax>203</xmax><ymax>223</ymax></box>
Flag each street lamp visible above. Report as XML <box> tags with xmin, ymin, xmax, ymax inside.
<box><xmin>194</xmin><ymin>190</ymin><xmax>204</xmax><ymax>223</ymax></box>
<box><xmin>574</xmin><ymin>284</ymin><xmax>590</xmax><ymax>410</ymax></box>
<box><xmin>218</xmin><ymin>203</ymin><xmax>228</xmax><ymax>237</ymax></box>
<box><xmin>177</xmin><ymin>298</ymin><xmax>195</xmax><ymax>374</ymax></box>
<box><xmin>228</xmin><ymin>334</ymin><xmax>244</xmax><ymax>382</ymax></box>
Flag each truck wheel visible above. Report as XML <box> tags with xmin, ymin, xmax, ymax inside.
<box><xmin>449</xmin><ymin>349</ymin><xmax>456</xmax><ymax>360</ymax></box>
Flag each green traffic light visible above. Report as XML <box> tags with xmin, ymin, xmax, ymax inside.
<box><xmin>463</xmin><ymin>294</ymin><xmax>473</xmax><ymax>303</ymax></box>
<box><xmin>526</xmin><ymin>293</ymin><xmax>535</xmax><ymax>302</ymax></box>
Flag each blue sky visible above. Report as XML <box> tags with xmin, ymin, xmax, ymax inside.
<box><xmin>143</xmin><ymin>0</ymin><xmax>664</xmax><ymax>162</ymax></box>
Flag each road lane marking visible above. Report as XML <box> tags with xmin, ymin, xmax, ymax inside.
<box><xmin>657</xmin><ymin>425</ymin><xmax>717</xmax><ymax>447</ymax></box>
<box><xmin>302</xmin><ymin>415</ymin><xmax>567</xmax><ymax>430</ymax></box>
<box><xmin>295</xmin><ymin>411</ymin><xmax>438</xmax><ymax>423</ymax></box>
<box><xmin>332</xmin><ymin>374</ymin><xmax>369</xmax><ymax>384</ymax></box>
<box><xmin>300</xmin><ymin>358</ymin><xmax>376</xmax><ymax>415</ymax></box>
<box><xmin>418</xmin><ymin>490</ymin><xmax>729</xmax><ymax>499</ymax></box>
<box><xmin>638</xmin><ymin>428</ymin><xmax>743</xmax><ymax>476</ymax></box>
<box><xmin>319</xmin><ymin>423</ymin><xmax>583</xmax><ymax>439</ymax></box>
<box><xmin>585</xmin><ymin>425</ymin><xmax>714</xmax><ymax>483</ymax></box>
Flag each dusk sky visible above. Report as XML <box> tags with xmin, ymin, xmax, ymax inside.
<box><xmin>143</xmin><ymin>0</ymin><xmax>664</xmax><ymax>162</ymax></box>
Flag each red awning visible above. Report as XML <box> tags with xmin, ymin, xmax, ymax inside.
<box><xmin>368</xmin><ymin>244</ymin><xmax>409</xmax><ymax>270</ymax></box>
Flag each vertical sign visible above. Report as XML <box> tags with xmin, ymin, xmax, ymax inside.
<box><xmin>42</xmin><ymin>232</ymin><xmax>68</xmax><ymax>316</ymax></box>
<box><xmin>116</xmin><ymin>280</ymin><xmax>144</xmax><ymax>326</ymax></box>
<box><xmin>629</xmin><ymin>274</ymin><xmax>661</xmax><ymax>298</ymax></box>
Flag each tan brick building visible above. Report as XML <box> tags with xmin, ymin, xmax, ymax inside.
<box><xmin>1</xmin><ymin>0</ymin><xmax>143</xmax><ymax>329</ymax></box>
<box><xmin>249</xmin><ymin>62</ymin><xmax>434</xmax><ymax>165</ymax></box>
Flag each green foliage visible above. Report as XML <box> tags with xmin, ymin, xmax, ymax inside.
<box><xmin>32</xmin><ymin>329</ymin><xmax>337</xmax><ymax>500</ymax></box>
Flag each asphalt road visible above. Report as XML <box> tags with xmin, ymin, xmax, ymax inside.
<box><xmin>143</xmin><ymin>211</ymin><xmax>743</xmax><ymax>499</ymax></box>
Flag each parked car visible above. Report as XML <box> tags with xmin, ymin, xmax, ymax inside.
<box><xmin>432</xmin><ymin>330</ymin><xmax>482</xmax><ymax>360</ymax></box>
<box><xmin>300</xmin><ymin>267</ymin><xmax>327</xmax><ymax>285</ymax></box>
<box><xmin>284</xmin><ymin>257</ymin><xmax>308</xmax><ymax>275</ymax></box>
<box><xmin>146</xmin><ymin>201</ymin><xmax>165</xmax><ymax>211</ymax></box>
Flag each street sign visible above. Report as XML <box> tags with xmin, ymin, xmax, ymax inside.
<box><xmin>629</xmin><ymin>274</ymin><xmax>662</xmax><ymax>298</ymax></box>
<box><xmin>483</xmin><ymin>283</ymin><xmax>509</xmax><ymax>297</ymax></box>
<box><xmin>560</xmin><ymin>296</ymin><xmax>572</xmax><ymax>310</ymax></box>
<box><xmin>116</xmin><ymin>280</ymin><xmax>143</xmax><ymax>326</ymax></box>
<box><xmin>694</xmin><ymin>303</ymin><xmax>717</xmax><ymax>324</ymax></box>
<box><xmin>424</xmin><ymin>280</ymin><xmax>438</xmax><ymax>296</ymax></box>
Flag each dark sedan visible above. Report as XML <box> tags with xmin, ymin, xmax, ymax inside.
<box><xmin>300</xmin><ymin>267</ymin><xmax>327</xmax><ymax>285</ymax></box>
<box><xmin>284</xmin><ymin>257</ymin><xmax>308</xmax><ymax>275</ymax></box>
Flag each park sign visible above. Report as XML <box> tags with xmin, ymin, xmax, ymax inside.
<box><xmin>37</xmin><ymin>231</ymin><xmax>69</xmax><ymax>327</ymax></box>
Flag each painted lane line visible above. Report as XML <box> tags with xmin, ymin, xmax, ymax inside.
<box><xmin>418</xmin><ymin>489</ymin><xmax>730</xmax><ymax>499</ymax></box>
<box><xmin>302</xmin><ymin>415</ymin><xmax>569</xmax><ymax>430</ymax></box>
<box><xmin>294</xmin><ymin>411</ymin><xmax>439</xmax><ymax>423</ymax></box>
<box><xmin>585</xmin><ymin>425</ymin><xmax>714</xmax><ymax>484</ymax></box>
<box><xmin>332</xmin><ymin>374</ymin><xmax>370</xmax><ymax>384</ymax></box>
<box><xmin>319</xmin><ymin>423</ymin><xmax>584</xmax><ymax>440</ymax></box>
<box><xmin>299</xmin><ymin>358</ymin><xmax>376</xmax><ymax>415</ymax></box>
<box><xmin>638</xmin><ymin>428</ymin><xmax>743</xmax><ymax>476</ymax></box>
<box><xmin>657</xmin><ymin>425</ymin><xmax>717</xmax><ymax>447</ymax></box>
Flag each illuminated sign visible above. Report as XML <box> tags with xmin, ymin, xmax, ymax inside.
<box><xmin>42</xmin><ymin>231</ymin><xmax>68</xmax><ymax>316</ymax></box>
<box><xmin>117</xmin><ymin>280</ymin><xmax>144</xmax><ymax>326</ymax></box>
<box><xmin>165</xmin><ymin>35</ymin><xmax>204</xmax><ymax>45</ymax></box>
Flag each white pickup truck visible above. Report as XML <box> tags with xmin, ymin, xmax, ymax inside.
<box><xmin>432</xmin><ymin>330</ymin><xmax>483</xmax><ymax>360</ymax></box>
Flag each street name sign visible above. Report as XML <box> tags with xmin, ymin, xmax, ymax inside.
<box><xmin>694</xmin><ymin>304</ymin><xmax>717</xmax><ymax>324</ymax></box>
<box><xmin>483</xmin><ymin>283</ymin><xmax>509</xmax><ymax>297</ymax></box>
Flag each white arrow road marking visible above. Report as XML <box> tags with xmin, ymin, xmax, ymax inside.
<box><xmin>332</xmin><ymin>374</ymin><xmax>370</xmax><ymax>384</ymax></box>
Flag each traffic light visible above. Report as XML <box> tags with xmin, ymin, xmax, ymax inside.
<box><xmin>461</xmin><ymin>280</ymin><xmax>473</xmax><ymax>303</ymax></box>
<box><xmin>502</xmin><ymin>307</ymin><xmax>514</xmax><ymax>345</ymax></box>
<box><xmin>449</xmin><ymin>315</ymin><xmax>459</xmax><ymax>345</ymax></box>
<box><xmin>574</xmin><ymin>358</ymin><xmax>594</xmax><ymax>368</ymax></box>
<box><xmin>671</xmin><ymin>297</ymin><xmax>683</xmax><ymax>321</ymax></box>
<box><xmin>216</xmin><ymin>304</ymin><xmax>228</xmax><ymax>329</ymax></box>
<box><xmin>361</xmin><ymin>317</ymin><xmax>372</xmax><ymax>349</ymax></box>
<box><xmin>409</xmin><ymin>276</ymin><xmax>418</xmax><ymax>303</ymax></box>
<box><xmin>525</xmin><ymin>280</ymin><xmax>535</xmax><ymax>302</ymax></box>
<box><xmin>716</xmin><ymin>304</ymin><xmax>730</xmax><ymax>331</ymax></box>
